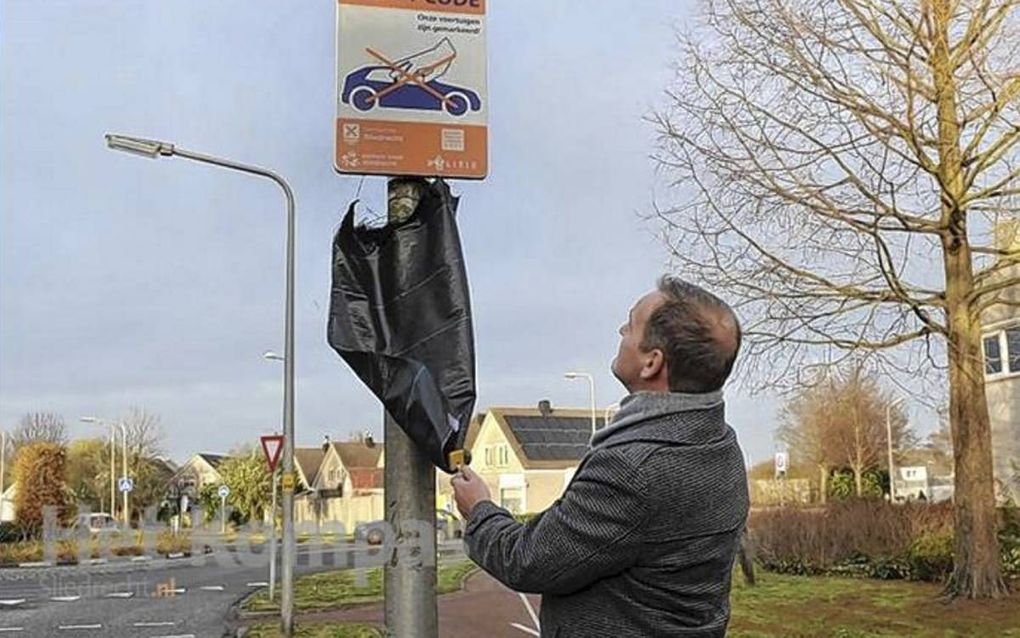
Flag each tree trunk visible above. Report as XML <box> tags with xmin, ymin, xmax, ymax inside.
<box><xmin>942</xmin><ymin>281</ymin><xmax>1007</xmax><ymax>598</ymax></box>
<box><xmin>853</xmin><ymin>465</ymin><xmax>863</xmax><ymax>498</ymax></box>
<box><xmin>929</xmin><ymin>0</ymin><xmax>1007</xmax><ymax>600</ymax></box>
<box><xmin>819</xmin><ymin>465</ymin><xmax>828</xmax><ymax>505</ymax></box>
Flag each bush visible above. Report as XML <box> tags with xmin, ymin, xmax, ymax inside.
<box><xmin>0</xmin><ymin>522</ymin><xmax>23</xmax><ymax>544</ymax></box>
<box><xmin>751</xmin><ymin>501</ymin><xmax>954</xmax><ymax>580</ymax></box>
<box><xmin>905</xmin><ymin>532</ymin><xmax>954</xmax><ymax>582</ymax></box>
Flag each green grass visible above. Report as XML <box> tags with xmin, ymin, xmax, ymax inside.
<box><xmin>729</xmin><ymin>571</ymin><xmax>1020</xmax><ymax>637</ymax></box>
<box><xmin>243</xmin><ymin>559</ymin><xmax>477</xmax><ymax>614</ymax></box>
<box><xmin>244</xmin><ymin>623</ymin><xmax>383</xmax><ymax>638</ymax></box>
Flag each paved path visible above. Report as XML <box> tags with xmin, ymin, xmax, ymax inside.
<box><xmin>290</xmin><ymin>571</ymin><xmax>543</xmax><ymax>637</ymax></box>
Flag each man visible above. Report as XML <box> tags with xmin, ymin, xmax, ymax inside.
<box><xmin>451</xmin><ymin>276</ymin><xmax>749</xmax><ymax>637</ymax></box>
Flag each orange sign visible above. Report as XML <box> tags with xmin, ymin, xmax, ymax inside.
<box><xmin>335</xmin><ymin>0</ymin><xmax>488</xmax><ymax>179</ymax></box>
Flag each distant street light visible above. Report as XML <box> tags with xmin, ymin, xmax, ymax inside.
<box><xmin>886</xmin><ymin>396</ymin><xmax>907</xmax><ymax>502</ymax></box>
<box><xmin>105</xmin><ymin>133</ymin><xmax>297</xmax><ymax>635</ymax></box>
<box><xmin>81</xmin><ymin>416</ymin><xmax>128</xmax><ymax>524</ymax></box>
<box><xmin>564</xmin><ymin>372</ymin><xmax>597</xmax><ymax>437</ymax></box>
<box><xmin>262</xmin><ymin>349</ymin><xmax>284</xmax><ymax>602</ymax></box>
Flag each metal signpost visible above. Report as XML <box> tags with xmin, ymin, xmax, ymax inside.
<box><xmin>218</xmin><ymin>484</ymin><xmax>231</xmax><ymax>534</ymax></box>
<box><xmin>774</xmin><ymin>452</ymin><xmax>788</xmax><ymax>507</ymax></box>
<box><xmin>335</xmin><ymin>2</ymin><xmax>487</xmax><ymax>635</ymax></box>
<box><xmin>261</xmin><ymin>434</ymin><xmax>285</xmax><ymax>602</ymax></box>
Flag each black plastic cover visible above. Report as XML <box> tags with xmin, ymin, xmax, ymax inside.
<box><xmin>327</xmin><ymin>180</ymin><xmax>476</xmax><ymax>474</ymax></box>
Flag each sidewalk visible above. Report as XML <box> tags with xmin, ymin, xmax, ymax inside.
<box><xmin>294</xmin><ymin>570</ymin><xmax>542</xmax><ymax>637</ymax></box>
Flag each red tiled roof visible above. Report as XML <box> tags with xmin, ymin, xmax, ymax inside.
<box><xmin>349</xmin><ymin>467</ymin><xmax>383</xmax><ymax>490</ymax></box>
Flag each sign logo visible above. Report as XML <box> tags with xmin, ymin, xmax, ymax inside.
<box><xmin>260</xmin><ymin>434</ymin><xmax>285</xmax><ymax>473</ymax></box>
<box><xmin>118</xmin><ymin>477</ymin><xmax>134</xmax><ymax>493</ymax></box>
<box><xmin>218</xmin><ymin>484</ymin><xmax>230</xmax><ymax>499</ymax></box>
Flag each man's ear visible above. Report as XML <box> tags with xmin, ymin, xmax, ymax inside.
<box><xmin>640</xmin><ymin>349</ymin><xmax>665</xmax><ymax>381</ymax></box>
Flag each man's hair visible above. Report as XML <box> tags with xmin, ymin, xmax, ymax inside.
<box><xmin>640</xmin><ymin>276</ymin><xmax>742</xmax><ymax>393</ymax></box>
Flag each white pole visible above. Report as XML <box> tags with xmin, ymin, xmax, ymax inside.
<box><xmin>221</xmin><ymin>494</ymin><xmax>227</xmax><ymax>534</ymax></box>
<box><xmin>0</xmin><ymin>431</ymin><xmax>6</xmax><ymax>521</ymax></box>
<box><xmin>117</xmin><ymin>423</ymin><xmax>129</xmax><ymax>526</ymax></box>
<box><xmin>108</xmin><ymin>425</ymin><xmax>116</xmax><ymax>520</ymax></box>
<box><xmin>886</xmin><ymin>402</ymin><xmax>897</xmax><ymax>502</ymax></box>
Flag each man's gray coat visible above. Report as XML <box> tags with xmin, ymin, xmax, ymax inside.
<box><xmin>464</xmin><ymin>392</ymin><xmax>749</xmax><ymax>637</ymax></box>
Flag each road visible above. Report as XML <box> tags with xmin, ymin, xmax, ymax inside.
<box><xmin>0</xmin><ymin>541</ymin><xmax>464</xmax><ymax>637</ymax></box>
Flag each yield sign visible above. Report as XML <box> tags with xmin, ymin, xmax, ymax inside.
<box><xmin>260</xmin><ymin>435</ymin><xmax>285</xmax><ymax>473</ymax></box>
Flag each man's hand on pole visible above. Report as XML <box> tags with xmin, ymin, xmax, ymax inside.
<box><xmin>450</xmin><ymin>465</ymin><xmax>492</xmax><ymax>520</ymax></box>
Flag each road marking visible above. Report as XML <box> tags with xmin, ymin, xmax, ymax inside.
<box><xmin>57</xmin><ymin>625</ymin><xmax>102</xmax><ymax>630</ymax></box>
<box><xmin>199</xmin><ymin>585</ymin><xmax>224</xmax><ymax>591</ymax></box>
<box><xmin>148</xmin><ymin>635</ymin><xmax>195</xmax><ymax>638</ymax></box>
<box><xmin>0</xmin><ymin>628</ymin><xmax>24</xmax><ymax>633</ymax></box>
<box><xmin>17</xmin><ymin>561</ymin><xmax>51</xmax><ymax>568</ymax></box>
<box><xmin>166</xmin><ymin>552</ymin><xmax>185</xmax><ymax>559</ymax></box>
<box><xmin>84</xmin><ymin>558</ymin><xmax>107</xmax><ymax>565</ymax></box>
<box><xmin>510</xmin><ymin>624</ymin><xmax>540</xmax><ymax>636</ymax></box>
<box><xmin>132</xmin><ymin>622</ymin><xmax>175</xmax><ymax>627</ymax></box>
<box><xmin>50</xmin><ymin>595</ymin><xmax>81</xmax><ymax>602</ymax></box>
<box><xmin>0</xmin><ymin>600</ymin><xmax>25</xmax><ymax>607</ymax></box>
<box><xmin>246</xmin><ymin>581</ymin><xmax>268</xmax><ymax>587</ymax></box>
<box><xmin>105</xmin><ymin>592</ymin><xmax>134</xmax><ymax>598</ymax></box>
<box><xmin>170</xmin><ymin>588</ymin><xmax>186</xmax><ymax>594</ymax></box>
<box><xmin>130</xmin><ymin>556</ymin><xmax>152</xmax><ymax>562</ymax></box>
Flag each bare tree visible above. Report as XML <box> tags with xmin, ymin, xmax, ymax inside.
<box><xmin>654</xmin><ymin>0</ymin><xmax>1019</xmax><ymax>597</ymax></box>
<box><xmin>777</xmin><ymin>379</ymin><xmax>841</xmax><ymax>503</ymax></box>
<box><xmin>119</xmin><ymin>407</ymin><xmax>165</xmax><ymax>461</ymax></box>
<box><xmin>12</xmin><ymin>412</ymin><xmax>67</xmax><ymax>459</ymax></box>
<box><xmin>778</xmin><ymin>370</ymin><xmax>911</xmax><ymax>500</ymax></box>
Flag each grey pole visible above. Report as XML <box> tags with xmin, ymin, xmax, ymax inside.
<box><xmin>384</xmin><ymin>178</ymin><xmax>438</xmax><ymax>638</ymax></box>
<box><xmin>103</xmin><ymin>135</ymin><xmax>297</xmax><ymax>636</ymax></box>
<box><xmin>269</xmin><ymin>468</ymin><xmax>278</xmax><ymax>602</ymax></box>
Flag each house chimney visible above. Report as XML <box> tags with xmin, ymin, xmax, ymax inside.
<box><xmin>322</xmin><ymin>434</ymin><xmax>331</xmax><ymax>452</ymax></box>
<box><xmin>365</xmin><ymin>433</ymin><xmax>375</xmax><ymax>447</ymax></box>
<box><xmin>538</xmin><ymin>399</ymin><xmax>553</xmax><ymax>417</ymax></box>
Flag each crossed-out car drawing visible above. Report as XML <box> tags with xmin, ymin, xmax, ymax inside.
<box><xmin>341</xmin><ymin>38</ymin><xmax>483</xmax><ymax>117</ymax></box>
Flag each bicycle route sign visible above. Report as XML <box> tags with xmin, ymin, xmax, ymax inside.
<box><xmin>335</xmin><ymin>0</ymin><xmax>488</xmax><ymax>179</ymax></box>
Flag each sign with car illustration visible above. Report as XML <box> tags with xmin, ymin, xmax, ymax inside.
<box><xmin>335</xmin><ymin>0</ymin><xmax>488</xmax><ymax>179</ymax></box>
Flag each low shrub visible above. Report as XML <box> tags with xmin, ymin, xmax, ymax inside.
<box><xmin>905</xmin><ymin>531</ymin><xmax>954</xmax><ymax>582</ymax></box>
<box><xmin>751</xmin><ymin>502</ymin><xmax>1020</xmax><ymax>582</ymax></box>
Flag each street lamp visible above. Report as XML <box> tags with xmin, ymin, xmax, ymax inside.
<box><xmin>81</xmin><ymin>417</ymin><xmax>128</xmax><ymax>525</ymax></box>
<box><xmin>262</xmin><ymin>349</ymin><xmax>285</xmax><ymax>603</ymax></box>
<box><xmin>886</xmin><ymin>396</ymin><xmax>907</xmax><ymax>503</ymax></box>
<box><xmin>564</xmin><ymin>372</ymin><xmax>597</xmax><ymax>437</ymax></box>
<box><xmin>106</xmin><ymin>133</ymin><xmax>297</xmax><ymax>635</ymax></box>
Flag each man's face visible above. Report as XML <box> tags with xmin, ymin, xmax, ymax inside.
<box><xmin>611</xmin><ymin>290</ymin><xmax>666</xmax><ymax>392</ymax></box>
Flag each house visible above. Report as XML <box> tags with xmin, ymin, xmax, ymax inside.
<box><xmin>295</xmin><ymin>437</ymin><xmax>384</xmax><ymax>528</ymax></box>
<box><xmin>165</xmin><ymin>453</ymin><xmax>229</xmax><ymax>506</ymax></box>
<box><xmin>981</xmin><ymin>220</ymin><xmax>1020</xmax><ymax>503</ymax></box>
<box><xmin>437</xmin><ymin>403</ymin><xmax>604</xmax><ymax>516</ymax></box>
<box><xmin>0</xmin><ymin>483</ymin><xmax>15</xmax><ymax>522</ymax></box>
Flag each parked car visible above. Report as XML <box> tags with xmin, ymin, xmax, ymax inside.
<box><xmin>70</xmin><ymin>513</ymin><xmax>118</xmax><ymax>534</ymax></box>
<box><xmin>355</xmin><ymin>510</ymin><xmax>463</xmax><ymax>545</ymax></box>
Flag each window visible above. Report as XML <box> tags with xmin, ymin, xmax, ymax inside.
<box><xmin>500</xmin><ymin>487</ymin><xmax>523</xmax><ymax>514</ymax></box>
<box><xmin>984</xmin><ymin>324</ymin><xmax>1020</xmax><ymax>377</ymax></box>
<box><xmin>984</xmin><ymin>335</ymin><xmax>1002</xmax><ymax>374</ymax></box>
<box><xmin>484</xmin><ymin>446</ymin><xmax>493</xmax><ymax>466</ymax></box>
<box><xmin>497</xmin><ymin>445</ymin><xmax>509</xmax><ymax>467</ymax></box>
<box><xmin>1007</xmin><ymin>327</ymin><xmax>1020</xmax><ymax>373</ymax></box>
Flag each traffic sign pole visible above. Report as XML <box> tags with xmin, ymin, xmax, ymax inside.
<box><xmin>269</xmin><ymin>469</ymin><xmax>278</xmax><ymax>602</ymax></box>
<box><xmin>384</xmin><ymin>178</ymin><xmax>438</xmax><ymax>637</ymax></box>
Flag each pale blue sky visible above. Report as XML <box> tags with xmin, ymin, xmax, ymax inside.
<box><xmin>0</xmin><ymin>0</ymin><xmax>779</xmax><ymax>464</ymax></box>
